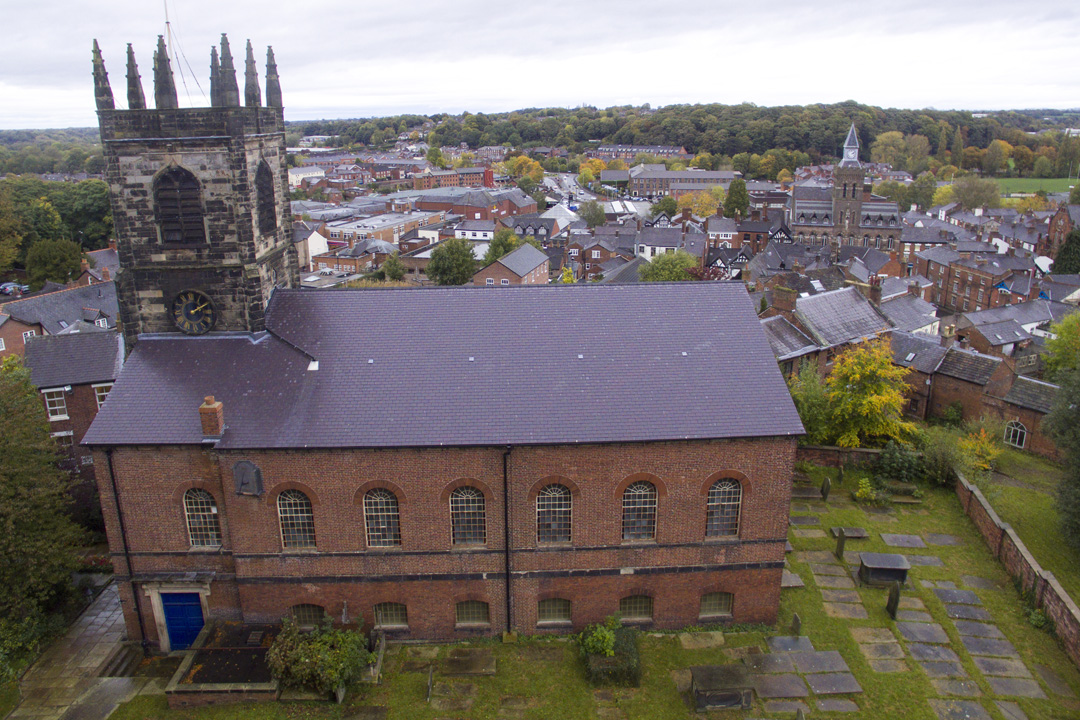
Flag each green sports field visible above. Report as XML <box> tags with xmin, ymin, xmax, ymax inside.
<box><xmin>995</xmin><ymin>177</ymin><xmax>1076</xmax><ymax>194</ymax></box>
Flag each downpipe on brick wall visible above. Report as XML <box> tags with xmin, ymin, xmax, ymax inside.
<box><xmin>106</xmin><ymin>448</ymin><xmax>150</xmax><ymax>655</ymax></box>
<box><xmin>503</xmin><ymin>445</ymin><xmax>512</xmax><ymax>634</ymax></box>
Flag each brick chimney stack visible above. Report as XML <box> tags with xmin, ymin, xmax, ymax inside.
<box><xmin>773</xmin><ymin>286</ymin><xmax>797</xmax><ymax>313</ymax></box>
<box><xmin>101</xmin><ymin>267</ymin><xmax>110</xmax><ymax>281</ymax></box>
<box><xmin>199</xmin><ymin>396</ymin><xmax>224</xmax><ymax>439</ymax></box>
<box><xmin>908</xmin><ymin>281</ymin><xmax>921</xmax><ymax>297</ymax></box>
<box><xmin>869</xmin><ymin>275</ymin><xmax>882</xmax><ymax>306</ymax></box>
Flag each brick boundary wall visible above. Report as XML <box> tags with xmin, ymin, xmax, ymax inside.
<box><xmin>796</xmin><ymin>445</ymin><xmax>882</xmax><ymax>469</ymax></box>
<box><xmin>954</xmin><ymin>471</ymin><xmax>1080</xmax><ymax>671</ymax></box>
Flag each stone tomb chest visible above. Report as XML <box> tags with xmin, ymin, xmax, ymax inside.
<box><xmin>858</xmin><ymin>552</ymin><xmax>910</xmax><ymax>587</ymax></box>
<box><xmin>689</xmin><ymin>665</ymin><xmax>752</xmax><ymax>710</ymax></box>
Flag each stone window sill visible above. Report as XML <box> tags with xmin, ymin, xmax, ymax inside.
<box><xmin>704</xmin><ymin>536</ymin><xmax>740</xmax><ymax>544</ymax></box>
<box><xmin>455</xmin><ymin>622</ymin><xmax>490</xmax><ymax>630</ymax></box>
<box><xmin>536</xmin><ymin>620</ymin><xmax>572</xmax><ymax>628</ymax></box>
<box><xmin>188</xmin><ymin>545</ymin><xmax>224</xmax><ymax>553</ymax></box>
<box><xmin>450</xmin><ymin>545</ymin><xmax>488</xmax><ymax>552</ymax></box>
<box><xmin>281</xmin><ymin>547</ymin><xmax>318</xmax><ymax>555</ymax></box>
<box><xmin>620</xmin><ymin>539</ymin><xmax>657</xmax><ymax>546</ymax></box>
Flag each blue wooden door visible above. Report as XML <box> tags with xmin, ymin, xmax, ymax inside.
<box><xmin>161</xmin><ymin>592</ymin><xmax>204</xmax><ymax>650</ymax></box>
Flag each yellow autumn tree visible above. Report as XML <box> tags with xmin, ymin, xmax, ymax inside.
<box><xmin>825</xmin><ymin>337</ymin><xmax>915</xmax><ymax>448</ymax></box>
<box><xmin>676</xmin><ymin>191</ymin><xmax>719</xmax><ymax>218</ymax></box>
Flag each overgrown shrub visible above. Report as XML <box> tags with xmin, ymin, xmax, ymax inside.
<box><xmin>266</xmin><ymin>618</ymin><xmax>373</xmax><ymax>695</ymax></box>
<box><xmin>957</xmin><ymin>425</ymin><xmax>1003</xmax><ymax>478</ymax></box>
<box><xmin>918</xmin><ymin>426</ymin><xmax>962</xmax><ymax>486</ymax></box>
<box><xmin>874</xmin><ymin>441</ymin><xmax>923</xmax><ymax>484</ymax></box>
<box><xmin>584</xmin><ymin>626</ymin><xmax>640</xmax><ymax>687</ymax></box>
<box><xmin>577</xmin><ymin>615</ymin><xmax>620</xmax><ymax>657</ymax></box>
<box><xmin>940</xmin><ymin>401</ymin><xmax>965</xmax><ymax>427</ymax></box>
<box><xmin>853</xmin><ymin>478</ymin><xmax>889</xmax><ymax>506</ymax></box>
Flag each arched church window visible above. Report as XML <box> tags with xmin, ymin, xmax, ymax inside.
<box><xmin>256</xmin><ymin>161</ymin><xmax>277</xmax><ymax>235</ymax></box>
<box><xmin>154</xmin><ymin>167</ymin><xmax>205</xmax><ymax>244</ymax></box>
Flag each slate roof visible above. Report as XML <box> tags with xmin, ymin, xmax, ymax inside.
<box><xmin>84</xmin><ymin>284</ymin><xmax>804</xmax><ymax>448</ymax></box>
<box><xmin>970</xmin><ymin>319</ymin><xmax>1031</xmax><ymax>346</ymax></box>
<box><xmin>890</xmin><ymin>332</ymin><xmax>948</xmax><ymax>375</ymax></box>
<box><xmin>635</xmin><ymin>227</ymin><xmax>682</xmax><ymax>248</ymax></box>
<box><xmin>1003</xmin><ymin>376</ymin><xmax>1058</xmax><ymax>415</ymax></box>
<box><xmin>881</xmin><ymin>275</ymin><xmax>931</xmax><ymax>300</ymax></box>
<box><xmin>85</xmin><ymin>248</ymin><xmax>119</xmax><ymax>281</ymax></box>
<box><xmin>24</xmin><ymin>330</ymin><xmax>124</xmax><ymax>389</ymax></box>
<box><xmin>497</xmin><ymin>243</ymin><xmax>549</xmax><ymax>277</ymax></box>
<box><xmin>936</xmin><ymin>348</ymin><xmax>1001</xmax><ymax>385</ymax></box>
<box><xmin>761</xmin><ymin>316</ymin><xmax>817</xmax><ymax>361</ymax></box>
<box><xmin>962</xmin><ymin>300</ymin><xmax>1078</xmax><ymax>329</ymax></box>
<box><xmin>596</xmin><ymin>257</ymin><xmax>648</xmax><ymax>284</ymax></box>
<box><xmin>1</xmin><ymin>282</ymin><xmax>119</xmax><ymax>334</ymax></box>
<box><xmin>878</xmin><ymin>294</ymin><xmax>938</xmax><ymax>333</ymax></box>
<box><xmin>793</xmin><ymin>287</ymin><xmax>891</xmax><ymax>348</ymax></box>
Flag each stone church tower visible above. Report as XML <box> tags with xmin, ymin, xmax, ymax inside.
<box><xmin>831</xmin><ymin>123</ymin><xmax>866</xmax><ymax>245</ymax></box>
<box><xmin>92</xmin><ymin>35</ymin><xmax>299</xmax><ymax>347</ymax></box>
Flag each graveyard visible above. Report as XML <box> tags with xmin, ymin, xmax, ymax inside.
<box><xmin>106</xmin><ymin>464</ymin><xmax>1080</xmax><ymax>720</ymax></box>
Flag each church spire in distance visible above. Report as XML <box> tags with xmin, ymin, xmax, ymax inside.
<box><xmin>92</xmin><ymin>40</ymin><xmax>114</xmax><ymax>111</ymax></box>
<box><xmin>839</xmin><ymin>123</ymin><xmax>861</xmax><ymax>167</ymax></box>
<box><xmin>126</xmin><ymin>43</ymin><xmax>146</xmax><ymax>110</ymax></box>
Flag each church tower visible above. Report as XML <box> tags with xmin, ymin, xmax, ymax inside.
<box><xmin>93</xmin><ymin>35</ymin><xmax>299</xmax><ymax>347</ymax></box>
<box><xmin>831</xmin><ymin>123</ymin><xmax>865</xmax><ymax>245</ymax></box>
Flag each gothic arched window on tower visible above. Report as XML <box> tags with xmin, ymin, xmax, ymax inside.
<box><xmin>256</xmin><ymin>161</ymin><xmax>276</xmax><ymax>235</ymax></box>
<box><xmin>154</xmin><ymin>167</ymin><xmax>205</xmax><ymax>244</ymax></box>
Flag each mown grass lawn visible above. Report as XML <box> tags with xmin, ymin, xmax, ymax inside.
<box><xmin>108</xmin><ymin>474</ymin><xmax>1080</xmax><ymax>720</ymax></box>
<box><xmin>0</xmin><ymin>681</ymin><xmax>19</xmax><ymax>718</ymax></box>
<box><xmin>995</xmin><ymin>177</ymin><xmax>1076</xmax><ymax>194</ymax></box>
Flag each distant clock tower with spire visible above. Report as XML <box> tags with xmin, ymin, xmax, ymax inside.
<box><xmin>92</xmin><ymin>34</ymin><xmax>299</xmax><ymax>348</ymax></box>
<box><xmin>831</xmin><ymin>123</ymin><xmax>865</xmax><ymax>242</ymax></box>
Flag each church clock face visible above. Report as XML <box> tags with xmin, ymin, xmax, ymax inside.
<box><xmin>172</xmin><ymin>290</ymin><xmax>218</xmax><ymax>335</ymax></box>
<box><xmin>845</xmin><ymin>149</ymin><xmax>857</xmax><ymax>161</ymax></box>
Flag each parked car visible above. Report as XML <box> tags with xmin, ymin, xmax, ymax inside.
<box><xmin>0</xmin><ymin>282</ymin><xmax>29</xmax><ymax>295</ymax></box>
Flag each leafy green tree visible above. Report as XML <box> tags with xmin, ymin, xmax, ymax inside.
<box><xmin>638</xmin><ymin>250</ymin><xmax>698</xmax><ymax>282</ymax></box>
<box><xmin>559</xmin><ymin>265</ymin><xmax>575</xmax><ymax>283</ymax></box>
<box><xmin>577</xmin><ymin>200</ymin><xmax>606</xmax><ymax>228</ymax></box>
<box><xmin>0</xmin><ymin>186</ymin><xmax>23</xmax><ymax>275</ymax></box>
<box><xmin>1054</xmin><ymin>230</ymin><xmax>1080</xmax><ymax>274</ymax></box>
<box><xmin>723</xmin><ymin>178</ymin><xmax>750</xmax><ymax>219</ymax></box>
<box><xmin>426</xmin><ymin>237</ymin><xmax>477</xmax><ymax>285</ymax></box>
<box><xmin>1033</xmin><ymin>156</ymin><xmax>1055</xmax><ymax>179</ymax></box>
<box><xmin>951</xmin><ymin>176</ymin><xmax>1000</xmax><ymax>210</ymax></box>
<box><xmin>908</xmin><ymin>172</ymin><xmax>938</xmax><ymax>211</ymax></box>
<box><xmin>0</xmin><ymin>356</ymin><xmax>83</xmax><ymax>676</ymax></box>
<box><xmin>648</xmin><ymin>196</ymin><xmax>677</xmax><ymax>218</ymax></box>
<box><xmin>826</xmin><ymin>338</ymin><xmax>915</xmax><ymax>448</ymax></box>
<box><xmin>787</xmin><ymin>360</ymin><xmax>832</xmax><ymax>445</ymax></box>
<box><xmin>381</xmin><ymin>252</ymin><xmax>405</xmax><ymax>282</ymax></box>
<box><xmin>531</xmin><ymin>190</ymin><xmax>548</xmax><ymax>212</ymax></box>
<box><xmin>1069</xmin><ymin>183</ymin><xmax>1080</xmax><ymax>205</ymax></box>
<box><xmin>25</xmin><ymin>238</ymin><xmax>83</xmax><ymax>287</ymax></box>
<box><xmin>482</xmin><ymin>228</ymin><xmax>520</xmax><ymax>266</ymax></box>
<box><xmin>1044</xmin><ymin>370</ymin><xmax>1080</xmax><ymax>548</ymax></box>
<box><xmin>950</xmin><ymin>127</ymin><xmax>964</xmax><ymax>165</ymax></box>
<box><xmin>426</xmin><ymin>147</ymin><xmax>449</xmax><ymax>169</ymax></box>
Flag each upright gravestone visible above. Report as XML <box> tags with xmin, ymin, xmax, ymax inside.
<box><xmin>791</xmin><ymin>613</ymin><xmax>802</xmax><ymax>636</ymax></box>
<box><xmin>796</xmin><ymin>707</ymin><xmax>806</xmax><ymax>720</ymax></box>
<box><xmin>834</xmin><ymin>527</ymin><xmax>846</xmax><ymax>560</ymax></box>
<box><xmin>838</xmin><ymin>464</ymin><xmax>845</xmax><ymax>486</ymax></box>
<box><xmin>886</xmin><ymin>581</ymin><xmax>901</xmax><ymax>620</ymax></box>
<box><xmin>821</xmin><ymin>475</ymin><xmax>832</xmax><ymax>502</ymax></box>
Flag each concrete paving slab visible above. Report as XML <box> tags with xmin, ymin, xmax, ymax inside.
<box><xmin>928</xmin><ymin>699</ymin><xmax>992</xmax><ymax>720</ymax></box>
<box><xmin>810</xmin><ymin>563</ymin><xmax>848</xmax><ymax>576</ymax></box>
<box><xmin>919</xmin><ymin>661</ymin><xmax>969</xmax><ymax>678</ymax></box>
<box><xmin>945</xmin><ymin>604</ymin><xmax>993</xmax><ymax>621</ymax></box>
<box><xmin>789</xmin><ymin>650</ymin><xmax>849</xmax><ymax>674</ymax></box>
<box><xmin>58</xmin><ymin>677</ymin><xmax>147</xmax><ymax>720</ymax></box>
<box><xmin>899</xmin><ymin>597</ymin><xmax>926</xmax><ymax>610</ymax></box>
<box><xmin>750</xmin><ymin>673</ymin><xmax>809</xmax><ymax>698</ymax></box>
<box><xmin>994</xmin><ymin>700</ymin><xmax>1028</xmax><ymax>720</ymax></box>
<box><xmin>905</xmin><ymin>555</ymin><xmax>945</xmax><ymax>567</ymax></box>
<box><xmin>816</xmin><ymin>575</ymin><xmax>856</xmax><ymax>589</ymax></box>
<box><xmin>781</xmin><ymin>570</ymin><xmax>805</xmax><ymax>589</ymax></box>
<box><xmin>909</xmin><ymin>644</ymin><xmax>961</xmax><ymax>663</ymax></box>
<box><xmin>881</xmin><ymin>533</ymin><xmax>927</xmax><ymax>548</ymax></box>
<box><xmin>766</xmin><ymin>636</ymin><xmax>815</xmax><ymax>653</ymax></box>
<box><xmin>972</xmin><ymin>657</ymin><xmax>1032</xmax><ymax>678</ymax></box>
<box><xmin>1034</xmin><ymin>664</ymin><xmax>1076</xmax><ymax>697</ymax></box>
<box><xmin>986</xmin><ymin>677</ymin><xmax>1047</xmax><ymax>699</ymax></box>
<box><xmin>822</xmin><ymin>589</ymin><xmax>861</xmax><ymax>603</ymax></box>
<box><xmin>850</xmin><ymin>628</ymin><xmax>897</xmax><ymax>644</ymax></box>
<box><xmin>868</xmin><ymin>658</ymin><xmax>908</xmax><ymax>673</ymax></box>
<box><xmin>961</xmin><ymin>575</ymin><xmax>1001</xmax><ymax>590</ymax></box>
<box><xmin>896</xmin><ymin>610</ymin><xmax>933</xmax><ymax>622</ymax></box>
<box><xmin>818</xmin><ymin>699</ymin><xmax>860</xmax><ymax>712</ymax></box>
<box><xmin>795</xmin><ymin>550</ymin><xmax>837</xmax><ymax>564</ymax></box>
<box><xmin>805</xmin><ymin>673</ymin><xmax>863</xmax><ymax>695</ymax></box>
<box><xmin>842</xmin><ymin>551</ymin><xmax>863</xmax><ymax>565</ymax></box>
<box><xmin>897</xmin><ymin>622</ymin><xmax>950</xmax><ymax>644</ymax></box>
<box><xmin>961</xmin><ymin>637</ymin><xmax>1019</xmax><ymax>658</ymax></box>
<box><xmin>790</xmin><ymin>515</ymin><xmax>820</xmax><ymax>526</ymax></box>
<box><xmin>858</xmin><ymin>643</ymin><xmax>905</xmax><ymax>660</ymax></box>
<box><xmin>932</xmin><ymin>679</ymin><xmax>982</xmax><ymax>697</ymax></box>
<box><xmin>935</xmin><ymin>588</ymin><xmax>982</xmax><ymax>605</ymax></box>
<box><xmin>824</xmin><ymin>603</ymin><xmax>869</xmax><ymax>619</ymax></box>
<box><xmin>678</xmin><ymin>631</ymin><xmax>725</xmax><ymax>650</ymax></box>
<box><xmin>953</xmin><ymin>621</ymin><xmax>1004</xmax><ymax>639</ymax></box>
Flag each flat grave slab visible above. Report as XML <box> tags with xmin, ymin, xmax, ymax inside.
<box><xmin>721</xmin><ymin>646</ymin><xmax>760</xmax><ymax>661</ymax></box>
<box><xmin>822</xmin><ymin>589</ymin><xmax>861</xmax><ymax>603</ymax></box>
<box><xmin>925</xmin><ymin>533</ymin><xmax>962</xmax><ymax>546</ymax></box>
<box><xmin>781</xmin><ymin>570</ymin><xmax>805</xmax><ymax>589</ymax></box>
<box><xmin>858</xmin><ymin>643</ymin><xmax>904</xmax><ymax>660</ymax></box>
<box><xmin>961</xmin><ymin>637</ymin><xmax>1019</xmax><ymax>658</ymax></box>
<box><xmin>805</xmin><ymin>673</ymin><xmax>863</xmax><ymax>695</ymax></box>
<box><xmin>842</xmin><ymin>551</ymin><xmax>863</xmax><ymax>565</ymax></box>
<box><xmin>897</xmin><ymin>622</ymin><xmax>950</xmax><ymax>644</ymax></box>
<box><xmin>402</xmin><ymin>646</ymin><xmax>440</xmax><ymax>659</ymax></box>
<box><xmin>793</xmin><ymin>529</ymin><xmax>826</xmax><ymax>538</ymax></box>
<box><xmin>945</xmin><ymin>604</ymin><xmax>993</xmax><ymax>622</ymax></box>
<box><xmin>994</xmin><ymin>700</ymin><xmax>1029</xmax><ymax>720</ymax></box>
<box><xmin>443</xmin><ymin>648</ymin><xmax>496</xmax><ymax>676</ymax></box>
<box><xmin>961</xmin><ymin>575</ymin><xmax>1000</xmax><ymax>590</ymax></box>
<box><xmin>786</xmin><ymin>541</ymin><xmax>793</xmax><ymax>553</ymax></box>
<box><xmin>923</xmin><ymin>580</ymin><xmax>957</xmax><ymax>590</ymax></box>
<box><xmin>795</xmin><ymin>551</ymin><xmax>837</xmax><ymax>564</ymax></box>
<box><xmin>790</xmin><ymin>515</ymin><xmax>820</xmax><ymax>526</ymax></box>
<box><xmin>791</xmin><ymin>486</ymin><xmax>822</xmax><ymax>499</ymax></box>
<box><xmin>868</xmin><ymin>659</ymin><xmax>908</xmax><ymax>673</ymax></box>
<box><xmin>919</xmin><ymin>661</ymin><xmax>968</xmax><ymax>678</ymax></box>
<box><xmin>972</xmin><ymin>657</ymin><xmax>1031</xmax><ymax>678</ymax></box>
<box><xmin>905</xmin><ymin>554</ymin><xmax>945</xmax><ymax>567</ymax></box>
<box><xmin>818</xmin><ymin>699</ymin><xmax>859</xmax><ymax>712</ymax></box>
<box><xmin>953</xmin><ymin>621</ymin><xmax>1004</xmax><ymax>639</ymax></box>
<box><xmin>858</xmin><ymin>552</ymin><xmax>910</xmax><ymax>586</ymax></box>
<box><xmin>749</xmin><ymin>673</ymin><xmax>808</xmax><ymax>698</ymax></box>
<box><xmin>766</xmin><ymin>636</ymin><xmax>814</xmax><ymax>653</ymax></box>
<box><xmin>928</xmin><ymin>699</ymin><xmax>992</xmax><ymax>720</ymax></box>
<box><xmin>899</xmin><ymin>597</ymin><xmax>926</xmax><ymax>610</ymax></box>
<box><xmin>881</xmin><ymin>533</ymin><xmax>927</xmax><ymax>548</ymax></box>
<box><xmin>678</xmin><ymin>631</ymin><xmax>726</xmax><ymax>650</ymax></box>
<box><xmin>816</xmin><ymin>575</ymin><xmax>856</xmax><ymax>589</ymax></box>
<box><xmin>896</xmin><ymin>610</ymin><xmax>933</xmax><ymax>622</ymax></box>
<box><xmin>932</xmin><ymin>679</ymin><xmax>982</xmax><ymax>697</ymax></box>
<box><xmin>850</xmin><ymin>627</ymin><xmax>896</xmax><ymax>644</ymax></box>
<box><xmin>789</xmin><ymin>650</ymin><xmax>849</xmax><ymax>674</ymax></box>
<box><xmin>934</xmin><ymin>588</ymin><xmax>982</xmax><ymax>605</ymax></box>
<box><xmin>688</xmin><ymin>665</ymin><xmax>753</xmax><ymax>711</ymax></box>
<box><xmin>830</xmin><ymin>527</ymin><xmax>869</xmax><ymax>539</ymax></box>
<box><xmin>1034</xmin><ymin>664</ymin><xmax>1076</xmax><ymax>697</ymax></box>
<box><xmin>811</xmin><ymin>563</ymin><xmax>848</xmax><ymax>576</ymax></box>
<box><xmin>909</xmin><ymin>644</ymin><xmax>961</xmax><ymax>663</ymax></box>
<box><xmin>744</xmin><ymin>654</ymin><xmax>795</xmax><ymax>674</ymax></box>
<box><xmin>824</xmin><ymin>603</ymin><xmax>868</xmax><ymax>619</ymax></box>
<box><xmin>986</xmin><ymin>677</ymin><xmax>1047</xmax><ymax>699</ymax></box>
<box><xmin>763</xmin><ymin>700</ymin><xmax>808</xmax><ymax>714</ymax></box>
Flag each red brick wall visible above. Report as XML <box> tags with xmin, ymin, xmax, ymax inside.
<box><xmin>929</xmin><ymin>374</ymin><xmax>986</xmax><ymax>420</ymax></box>
<box><xmin>0</xmin><ymin>317</ymin><xmax>40</xmax><ymax>359</ymax></box>
<box><xmin>96</xmin><ymin>436</ymin><xmax>795</xmax><ymax>647</ymax></box>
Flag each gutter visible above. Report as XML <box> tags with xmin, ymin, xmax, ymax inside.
<box><xmin>106</xmin><ymin>448</ymin><xmax>149</xmax><ymax>655</ymax></box>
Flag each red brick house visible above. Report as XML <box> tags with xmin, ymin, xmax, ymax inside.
<box><xmin>472</xmin><ymin>244</ymin><xmax>549</xmax><ymax>286</ymax></box>
<box><xmin>84</xmin><ymin>283</ymin><xmax>803</xmax><ymax>651</ymax></box>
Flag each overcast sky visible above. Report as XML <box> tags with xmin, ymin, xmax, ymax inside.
<box><xmin>2</xmin><ymin>0</ymin><xmax>1078</xmax><ymax>130</ymax></box>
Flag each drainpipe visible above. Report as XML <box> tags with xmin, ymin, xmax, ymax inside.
<box><xmin>106</xmin><ymin>448</ymin><xmax>149</xmax><ymax>655</ymax></box>
<box><xmin>503</xmin><ymin>445</ymin><xmax>513</xmax><ymax>634</ymax></box>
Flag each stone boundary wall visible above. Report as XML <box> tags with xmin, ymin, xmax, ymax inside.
<box><xmin>796</xmin><ymin>445</ymin><xmax>882</xmax><ymax>469</ymax></box>
<box><xmin>955</xmin><ymin>472</ymin><xmax>1080</xmax><ymax>671</ymax></box>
